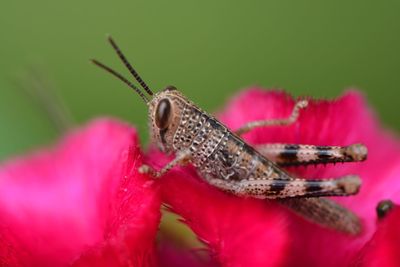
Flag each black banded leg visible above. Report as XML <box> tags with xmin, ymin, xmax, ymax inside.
<box><xmin>279</xmin><ymin>198</ymin><xmax>361</xmax><ymax>235</ymax></box>
<box><xmin>234</xmin><ymin>100</ymin><xmax>308</xmax><ymax>136</ymax></box>
<box><xmin>256</xmin><ymin>143</ymin><xmax>368</xmax><ymax>166</ymax></box>
<box><xmin>139</xmin><ymin>151</ymin><xmax>191</xmax><ymax>178</ymax></box>
<box><xmin>208</xmin><ymin>174</ymin><xmax>361</xmax><ymax>199</ymax></box>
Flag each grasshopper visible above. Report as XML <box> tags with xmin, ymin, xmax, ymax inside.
<box><xmin>92</xmin><ymin>37</ymin><xmax>367</xmax><ymax>235</ymax></box>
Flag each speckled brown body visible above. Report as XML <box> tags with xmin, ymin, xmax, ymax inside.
<box><xmin>148</xmin><ymin>90</ymin><xmax>361</xmax><ymax>200</ymax></box>
<box><xmin>93</xmin><ymin>36</ymin><xmax>366</xmax><ymax>235</ymax></box>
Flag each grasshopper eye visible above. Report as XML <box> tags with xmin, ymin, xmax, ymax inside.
<box><xmin>155</xmin><ymin>99</ymin><xmax>172</xmax><ymax>129</ymax></box>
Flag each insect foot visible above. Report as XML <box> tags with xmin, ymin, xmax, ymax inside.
<box><xmin>344</xmin><ymin>143</ymin><xmax>368</xmax><ymax>162</ymax></box>
<box><xmin>138</xmin><ymin>164</ymin><xmax>160</xmax><ymax>178</ymax></box>
<box><xmin>336</xmin><ymin>175</ymin><xmax>361</xmax><ymax>195</ymax></box>
<box><xmin>296</xmin><ymin>99</ymin><xmax>308</xmax><ymax>109</ymax></box>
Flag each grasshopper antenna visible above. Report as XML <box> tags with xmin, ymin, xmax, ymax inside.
<box><xmin>91</xmin><ymin>59</ymin><xmax>149</xmax><ymax>103</ymax></box>
<box><xmin>107</xmin><ymin>36</ymin><xmax>154</xmax><ymax>96</ymax></box>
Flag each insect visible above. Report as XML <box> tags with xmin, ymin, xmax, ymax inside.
<box><xmin>92</xmin><ymin>36</ymin><xmax>368</xmax><ymax>235</ymax></box>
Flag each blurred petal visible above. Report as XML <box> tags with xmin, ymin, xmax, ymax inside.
<box><xmin>148</xmin><ymin>150</ymin><xmax>289</xmax><ymax>267</ymax></box>
<box><xmin>157</xmin><ymin>238</ymin><xmax>219</xmax><ymax>267</ymax></box>
<box><xmin>353</xmin><ymin>204</ymin><xmax>400</xmax><ymax>267</ymax></box>
<box><xmin>0</xmin><ymin>119</ymin><xmax>161</xmax><ymax>267</ymax></box>
<box><xmin>219</xmin><ymin>88</ymin><xmax>400</xmax><ymax>266</ymax></box>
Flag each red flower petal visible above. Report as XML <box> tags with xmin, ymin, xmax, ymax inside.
<box><xmin>148</xmin><ymin>150</ymin><xmax>289</xmax><ymax>267</ymax></box>
<box><xmin>157</xmin><ymin>239</ymin><xmax>219</xmax><ymax>267</ymax></box>
<box><xmin>218</xmin><ymin>88</ymin><xmax>400</xmax><ymax>266</ymax></box>
<box><xmin>354</xmin><ymin>204</ymin><xmax>400</xmax><ymax>267</ymax></box>
<box><xmin>0</xmin><ymin>119</ymin><xmax>161</xmax><ymax>267</ymax></box>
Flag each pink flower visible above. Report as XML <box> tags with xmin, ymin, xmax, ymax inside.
<box><xmin>0</xmin><ymin>119</ymin><xmax>161</xmax><ymax>267</ymax></box>
<box><xmin>354</xmin><ymin>203</ymin><xmax>400</xmax><ymax>267</ymax></box>
<box><xmin>150</xmin><ymin>88</ymin><xmax>400</xmax><ymax>267</ymax></box>
<box><xmin>150</xmin><ymin>153</ymin><xmax>289</xmax><ymax>266</ymax></box>
<box><xmin>1</xmin><ymin>88</ymin><xmax>400</xmax><ymax>267</ymax></box>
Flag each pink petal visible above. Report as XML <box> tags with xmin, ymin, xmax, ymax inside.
<box><xmin>218</xmin><ymin>88</ymin><xmax>400</xmax><ymax>266</ymax></box>
<box><xmin>148</xmin><ymin>150</ymin><xmax>289</xmax><ymax>267</ymax></box>
<box><xmin>157</xmin><ymin>239</ymin><xmax>219</xmax><ymax>267</ymax></box>
<box><xmin>0</xmin><ymin>119</ymin><xmax>161</xmax><ymax>267</ymax></box>
<box><xmin>353</xmin><ymin>204</ymin><xmax>400</xmax><ymax>267</ymax></box>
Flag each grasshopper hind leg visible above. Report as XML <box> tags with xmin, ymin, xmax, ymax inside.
<box><xmin>228</xmin><ymin>98</ymin><xmax>363</xmax><ymax>235</ymax></box>
<box><xmin>279</xmin><ymin>198</ymin><xmax>361</xmax><ymax>235</ymax></box>
<box><xmin>207</xmin><ymin>175</ymin><xmax>361</xmax><ymax>235</ymax></box>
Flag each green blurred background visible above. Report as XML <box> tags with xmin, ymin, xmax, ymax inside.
<box><xmin>1</xmin><ymin>0</ymin><xmax>399</xmax><ymax>160</ymax></box>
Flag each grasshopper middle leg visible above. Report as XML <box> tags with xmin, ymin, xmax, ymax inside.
<box><xmin>139</xmin><ymin>150</ymin><xmax>191</xmax><ymax>178</ymax></box>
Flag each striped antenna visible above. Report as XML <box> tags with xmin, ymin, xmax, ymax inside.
<box><xmin>107</xmin><ymin>36</ymin><xmax>153</xmax><ymax>96</ymax></box>
<box><xmin>91</xmin><ymin>59</ymin><xmax>149</xmax><ymax>103</ymax></box>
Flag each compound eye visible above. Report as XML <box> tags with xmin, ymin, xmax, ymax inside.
<box><xmin>155</xmin><ymin>98</ymin><xmax>172</xmax><ymax>129</ymax></box>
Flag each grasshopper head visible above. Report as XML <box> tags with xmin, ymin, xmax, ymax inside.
<box><xmin>92</xmin><ymin>37</ymin><xmax>190</xmax><ymax>153</ymax></box>
<box><xmin>148</xmin><ymin>86</ymin><xmax>190</xmax><ymax>153</ymax></box>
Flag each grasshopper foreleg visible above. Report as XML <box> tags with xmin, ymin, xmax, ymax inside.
<box><xmin>139</xmin><ymin>150</ymin><xmax>191</xmax><ymax>178</ymax></box>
